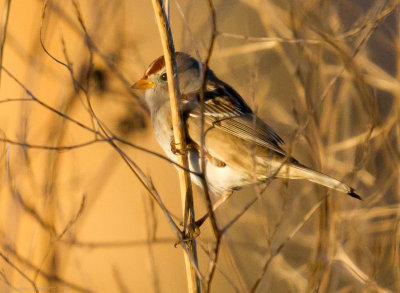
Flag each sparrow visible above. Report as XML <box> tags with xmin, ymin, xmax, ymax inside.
<box><xmin>132</xmin><ymin>52</ymin><xmax>361</xmax><ymax>215</ymax></box>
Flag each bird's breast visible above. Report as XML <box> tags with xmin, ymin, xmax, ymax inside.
<box><xmin>150</xmin><ymin>103</ymin><xmax>249</xmax><ymax>196</ymax></box>
<box><xmin>151</xmin><ymin>105</ymin><xmax>175</xmax><ymax>160</ymax></box>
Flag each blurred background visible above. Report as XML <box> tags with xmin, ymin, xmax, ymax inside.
<box><xmin>0</xmin><ymin>0</ymin><xmax>398</xmax><ymax>292</ymax></box>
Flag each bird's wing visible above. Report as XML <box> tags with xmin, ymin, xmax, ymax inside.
<box><xmin>186</xmin><ymin>78</ymin><xmax>286</xmax><ymax>156</ymax></box>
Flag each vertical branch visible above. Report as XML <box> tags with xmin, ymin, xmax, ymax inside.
<box><xmin>143</xmin><ymin>195</ymin><xmax>160</xmax><ymax>293</ymax></box>
<box><xmin>198</xmin><ymin>1</ymin><xmax>221</xmax><ymax>289</ymax></box>
<box><xmin>150</xmin><ymin>1</ymin><xmax>200</xmax><ymax>292</ymax></box>
<box><xmin>0</xmin><ymin>252</ymin><xmax>39</xmax><ymax>293</ymax></box>
<box><xmin>394</xmin><ymin>5</ymin><xmax>400</xmax><ymax>292</ymax></box>
<box><xmin>0</xmin><ymin>0</ymin><xmax>11</xmax><ymax>90</ymax></box>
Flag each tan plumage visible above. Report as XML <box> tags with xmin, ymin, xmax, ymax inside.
<box><xmin>133</xmin><ymin>52</ymin><xmax>361</xmax><ymax>200</ymax></box>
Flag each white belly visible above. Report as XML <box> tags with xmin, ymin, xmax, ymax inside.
<box><xmin>187</xmin><ymin>151</ymin><xmax>248</xmax><ymax>195</ymax></box>
<box><xmin>151</xmin><ymin>107</ymin><xmax>247</xmax><ymax>196</ymax></box>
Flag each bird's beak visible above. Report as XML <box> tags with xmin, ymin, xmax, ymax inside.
<box><xmin>132</xmin><ymin>77</ymin><xmax>154</xmax><ymax>90</ymax></box>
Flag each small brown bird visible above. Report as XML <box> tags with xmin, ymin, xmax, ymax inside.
<box><xmin>133</xmin><ymin>52</ymin><xmax>361</xmax><ymax>214</ymax></box>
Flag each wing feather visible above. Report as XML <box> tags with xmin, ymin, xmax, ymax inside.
<box><xmin>186</xmin><ymin>78</ymin><xmax>286</xmax><ymax>156</ymax></box>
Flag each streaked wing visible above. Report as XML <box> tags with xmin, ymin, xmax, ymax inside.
<box><xmin>187</xmin><ymin>78</ymin><xmax>286</xmax><ymax>156</ymax></box>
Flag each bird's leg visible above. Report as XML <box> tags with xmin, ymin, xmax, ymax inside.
<box><xmin>170</xmin><ymin>138</ymin><xmax>193</xmax><ymax>155</ymax></box>
<box><xmin>176</xmin><ymin>192</ymin><xmax>233</xmax><ymax>245</ymax></box>
<box><xmin>176</xmin><ymin>191</ymin><xmax>233</xmax><ymax>245</ymax></box>
<box><xmin>191</xmin><ymin>142</ymin><xmax>226</xmax><ymax>168</ymax></box>
<box><xmin>176</xmin><ymin>224</ymin><xmax>201</xmax><ymax>247</ymax></box>
<box><xmin>195</xmin><ymin>191</ymin><xmax>233</xmax><ymax>228</ymax></box>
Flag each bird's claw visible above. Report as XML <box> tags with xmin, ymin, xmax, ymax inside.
<box><xmin>174</xmin><ymin>225</ymin><xmax>201</xmax><ymax>247</ymax></box>
<box><xmin>170</xmin><ymin>140</ymin><xmax>192</xmax><ymax>156</ymax></box>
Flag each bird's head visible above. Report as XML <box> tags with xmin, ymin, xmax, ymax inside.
<box><xmin>132</xmin><ymin>52</ymin><xmax>210</xmax><ymax>108</ymax></box>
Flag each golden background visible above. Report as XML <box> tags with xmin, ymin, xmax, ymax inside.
<box><xmin>0</xmin><ymin>0</ymin><xmax>398</xmax><ymax>292</ymax></box>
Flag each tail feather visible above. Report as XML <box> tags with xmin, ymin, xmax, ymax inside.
<box><xmin>348</xmin><ymin>188</ymin><xmax>362</xmax><ymax>200</ymax></box>
<box><xmin>276</xmin><ymin>162</ymin><xmax>362</xmax><ymax>200</ymax></box>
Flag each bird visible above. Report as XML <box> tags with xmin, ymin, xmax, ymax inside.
<box><xmin>132</xmin><ymin>52</ymin><xmax>361</xmax><ymax>223</ymax></box>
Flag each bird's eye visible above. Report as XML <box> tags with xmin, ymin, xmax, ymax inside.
<box><xmin>160</xmin><ymin>73</ymin><xmax>167</xmax><ymax>81</ymax></box>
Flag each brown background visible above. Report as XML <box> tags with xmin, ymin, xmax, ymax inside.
<box><xmin>0</xmin><ymin>0</ymin><xmax>398</xmax><ymax>292</ymax></box>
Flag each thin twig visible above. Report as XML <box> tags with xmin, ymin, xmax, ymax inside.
<box><xmin>2</xmin><ymin>245</ymin><xmax>92</xmax><ymax>293</ymax></box>
<box><xmin>59</xmin><ymin>237</ymin><xmax>175</xmax><ymax>249</ymax></box>
<box><xmin>143</xmin><ymin>195</ymin><xmax>160</xmax><ymax>293</ymax></box>
<box><xmin>218</xmin><ymin>32</ymin><xmax>323</xmax><ymax>44</ymax></box>
<box><xmin>251</xmin><ymin>199</ymin><xmax>325</xmax><ymax>292</ymax></box>
<box><xmin>0</xmin><ymin>137</ymin><xmax>101</xmax><ymax>150</ymax></box>
<box><xmin>150</xmin><ymin>1</ymin><xmax>199</xmax><ymax>292</ymax></box>
<box><xmin>57</xmin><ymin>194</ymin><xmax>86</xmax><ymax>240</ymax></box>
<box><xmin>1</xmin><ymin>60</ymin><xmax>203</xmax><ymax>280</ymax></box>
<box><xmin>0</xmin><ymin>0</ymin><xmax>11</xmax><ymax>89</ymax></box>
<box><xmin>39</xmin><ymin>0</ymin><xmax>148</xmax><ymax>113</ymax></box>
<box><xmin>0</xmin><ymin>65</ymin><xmax>202</xmax><ymax>176</ymax></box>
<box><xmin>198</xmin><ymin>0</ymin><xmax>221</xmax><ymax>290</ymax></box>
<box><xmin>0</xmin><ymin>251</ymin><xmax>39</xmax><ymax>293</ymax></box>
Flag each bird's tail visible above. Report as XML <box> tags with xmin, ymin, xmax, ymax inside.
<box><xmin>275</xmin><ymin>162</ymin><xmax>361</xmax><ymax>200</ymax></box>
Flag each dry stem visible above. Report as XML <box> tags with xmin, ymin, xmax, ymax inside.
<box><xmin>150</xmin><ymin>0</ymin><xmax>200</xmax><ymax>292</ymax></box>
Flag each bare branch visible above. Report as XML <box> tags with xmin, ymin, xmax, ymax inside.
<box><xmin>0</xmin><ymin>0</ymin><xmax>11</xmax><ymax>88</ymax></box>
<box><xmin>251</xmin><ymin>199</ymin><xmax>325</xmax><ymax>292</ymax></box>
<box><xmin>2</xmin><ymin>245</ymin><xmax>92</xmax><ymax>293</ymax></box>
<box><xmin>0</xmin><ymin>251</ymin><xmax>39</xmax><ymax>293</ymax></box>
<box><xmin>151</xmin><ymin>0</ymin><xmax>199</xmax><ymax>292</ymax></box>
<box><xmin>57</xmin><ymin>194</ymin><xmax>86</xmax><ymax>240</ymax></box>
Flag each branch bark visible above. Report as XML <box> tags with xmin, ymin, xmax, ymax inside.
<box><xmin>150</xmin><ymin>1</ymin><xmax>200</xmax><ymax>292</ymax></box>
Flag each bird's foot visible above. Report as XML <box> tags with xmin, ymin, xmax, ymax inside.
<box><xmin>210</xmin><ymin>157</ymin><xmax>226</xmax><ymax>167</ymax></box>
<box><xmin>170</xmin><ymin>139</ymin><xmax>193</xmax><ymax>156</ymax></box>
<box><xmin>174</xmin><ymin>225</ymin><xmax>201</xmax><ymax>247</ymax></box>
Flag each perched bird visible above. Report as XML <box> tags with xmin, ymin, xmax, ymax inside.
<box><xmin>133</xmin><ymin>52</ymin><xmax>361</xmax><ymax>218</ymax></box>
